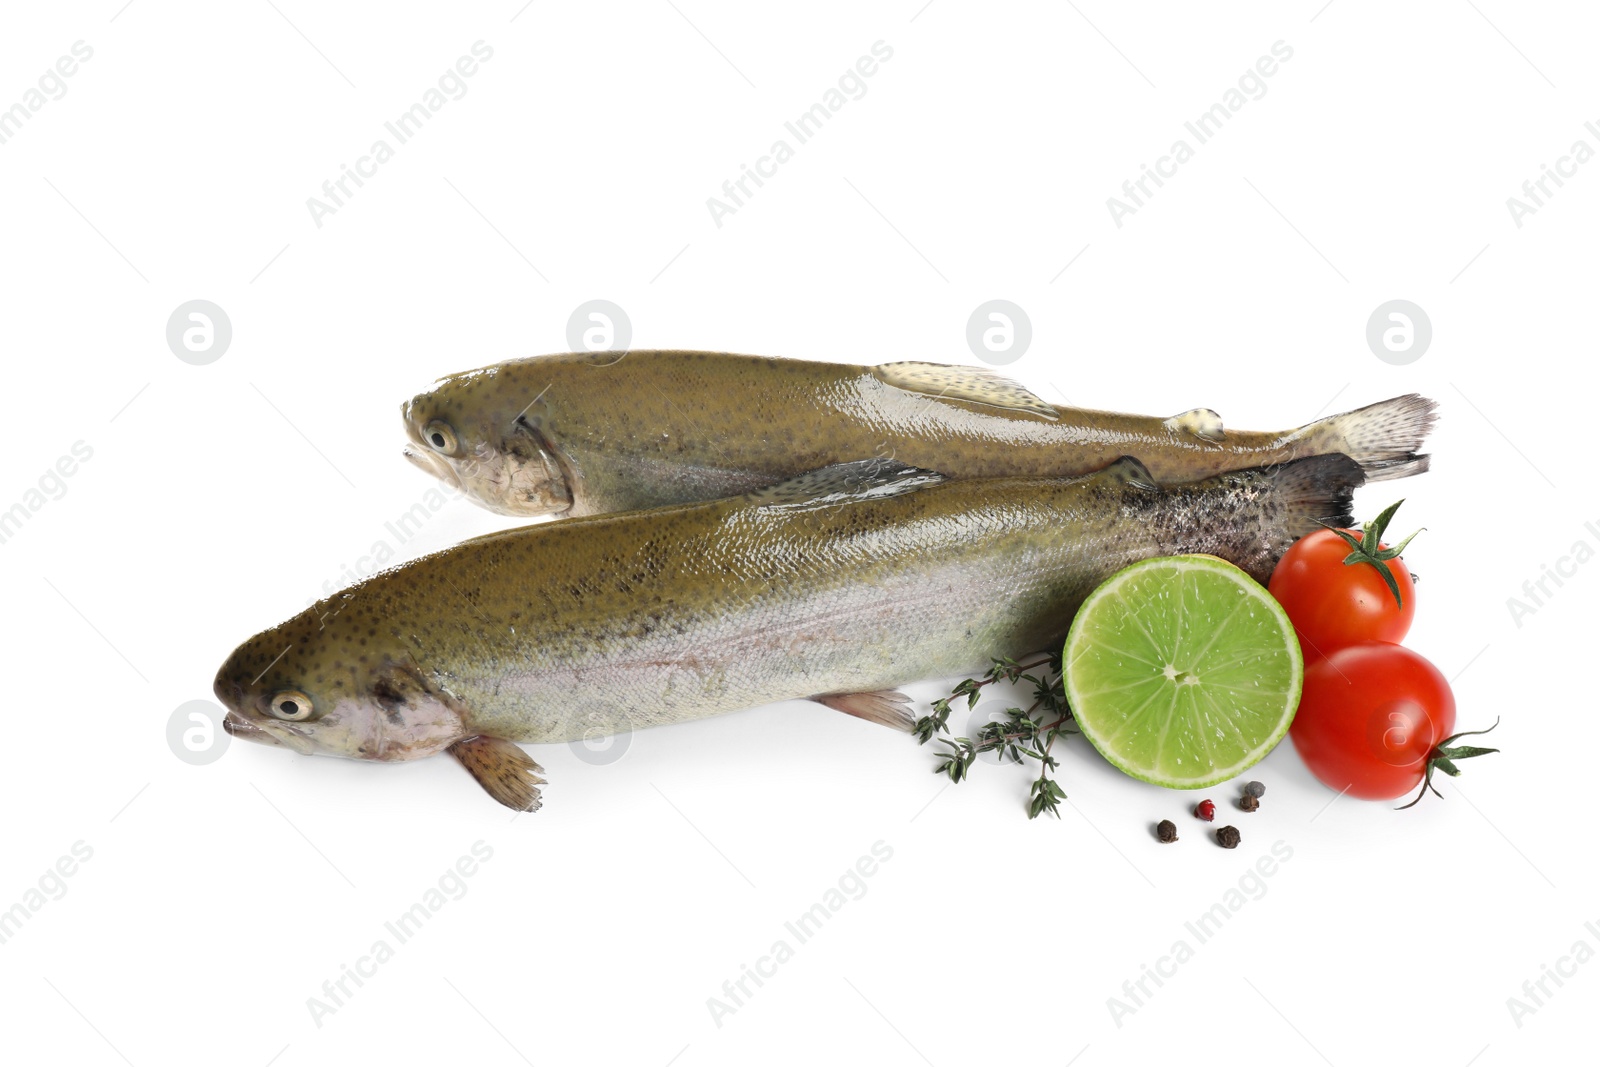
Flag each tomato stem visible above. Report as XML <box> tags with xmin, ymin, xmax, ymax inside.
<box><xmin>1317</xmin><ymin>498</ymin><xmax>1422</xmax><ymax>610</ymax></box>
<box><xmin>1396</xmin><ymin>717</ymin><xmax>1501</xmax><ymax>810</ymax></box>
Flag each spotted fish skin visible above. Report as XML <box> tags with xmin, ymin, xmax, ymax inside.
<box><xmin>213</xmin><ymin>454</ymin><xmax>1365</xmax><ymax>810</ymax></box>
<box><xmin>399</xmin><ymin>350</ymin><xmax>1434</xmax><ymax>518</ymax></box>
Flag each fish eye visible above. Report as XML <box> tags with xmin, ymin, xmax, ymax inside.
<box><xmin>268</xmin><ymin>689</ymin><xmax>315</xmax><ymax>722</ymax></box>
<box><xmin>424</xmin><ymin>420</ymin><xmax>459</xmax><ymax>455</ymax></box>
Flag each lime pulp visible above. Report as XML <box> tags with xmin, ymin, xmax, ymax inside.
<box><xmin>1063</xmin><ymin>554</ymin><xmax>1303</xmax><ymax>789</ymax></box>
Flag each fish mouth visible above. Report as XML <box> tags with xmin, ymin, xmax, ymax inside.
<box><xmin>223</xmin><ymin>710</ymin><xmax>287</xmax><ymax>748</ymax></box>
<box><xmin>222</xmin><ymin>713</ymin><xmax>315</xmax><ymax>755</ymax></box>
<box><xmin>403</xmin><ymin>444</ymin><xmax>463</xmax><ymax>490</ymax></box>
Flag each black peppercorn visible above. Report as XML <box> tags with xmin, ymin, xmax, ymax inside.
<box><xmin>1239</xmin><ymin>794</ymin><xmax>1260</xmax><ymax>812</ymax></box>
<box><xmin>1156</xmin><ymin>819</ymin><xmax>1178</xmax><ymax>843</ymax></box>
<box><xmin>1216</xmin><ymin>825</ymin><xmax>1241</xmax><ymax>849</ymax></box>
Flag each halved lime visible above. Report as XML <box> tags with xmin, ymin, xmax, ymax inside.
<box><xmin>1063</xmin><ymin>554</ymin><xmax>1302</xmax><ymax>789</ymax></box>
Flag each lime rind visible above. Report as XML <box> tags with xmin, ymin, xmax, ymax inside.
<box><xmin>1064</xmin><ymin>554</ymin><xmax>1303</xmax><ymax>790</ymax></box>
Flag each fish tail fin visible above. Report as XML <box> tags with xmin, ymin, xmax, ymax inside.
<box><xmin>1267</xmin><ymin>453</ymin><xmax>1366</xmax><ymax>539</ymax></box>
<box><xmin>1161</xmin><ymin>453</ymin><xmax>1369</xmax><ymax>584</ymax></box>
<box><xmin>1203</xmin><ymin>453</ymin><xmax>1367</xmax><ymax>583</ymax></box>
<box><xmin>1297</xmin><ymin>393</ymin><xmax>1437</xmax><ymax>482</ymax></box>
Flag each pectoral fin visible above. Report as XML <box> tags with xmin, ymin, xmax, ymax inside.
<box><xmin>1089</xmin><ymin>455</ymin><xmax>1159</xmax><ymax>491</ymax></box>
<box><xmin>872</xmin><ymin>362</ymin><xmax>1058</xmax><ymax>420</ymax></box>
<box><xmin>1164</xmin><ymin>407</ymin><xmax>1225</xmax><ymax>443</ymax></box>
<box><xmin>814</xmin><ymin>690</ymin><xmax>916</xmax><ymax>731</ymax></box>
<box><xmin>747</xmin><ymin>458</ymin><xmax>945</xmax><ymax>511</ymax></box>
<box><xmin>449</xmin><ymin>735</ymin><xmax>546</xmax><ymax>812</ymax></box>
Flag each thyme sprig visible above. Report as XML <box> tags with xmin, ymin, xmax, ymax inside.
<box><xmin>912</xmin><ymin>652</ymin><xmax>1077</xmax><ymax>819</ymax></box>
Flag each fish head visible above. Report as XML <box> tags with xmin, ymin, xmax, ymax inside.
<box><xmin>213</xmin><ymin>598</ymin><xmax>468</xmax><ymax>763</ymax></box>
<box><xmin>401</xmin><ymin>368</ymin><xmax>574</xmax><ymax>517</ymax></box>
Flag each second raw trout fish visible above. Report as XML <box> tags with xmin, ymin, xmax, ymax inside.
<box><xmin>216</xmin><ymin>453</ymin><xmax>1365</xmax><ymax>811</ymax></box>
<box><xmin>399</xmin><ymin>350</ymin><xmax>1435</xmax><ymax>517</ymax></box>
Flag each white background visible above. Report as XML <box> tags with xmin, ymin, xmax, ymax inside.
<box><xmin>2</xmin><ymin>2</ymin><xmax>1595</xmax><ymax>1065</ymax></box>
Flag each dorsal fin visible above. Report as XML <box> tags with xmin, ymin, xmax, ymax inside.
<box><xmin>1089</xmin><ymin>456</ymin><xmax>1159</xmax><ymax>491</ymax></box>
<box><xmin>1163</xmin><ymin>407</ymin><xmax>1225</xmax><ymax>443</ymax></box>
<box><xmin>872</xmin><ymin>362</ymin><xmax>1058</xmax><ymax>420</ymax></box>
<box><xmin>745</xmin><ymin>459</ymin><xmax>946</xmax><ymax>511</ymax></box>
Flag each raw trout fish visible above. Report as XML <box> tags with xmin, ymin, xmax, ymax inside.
<box><xmin>216</xmin><ymin>453</ymin><xmax>1366</xmax><ymax>811</ymax></box>
<box><xmin>399</xmin><ymin>350</ymin><xmax>1434</xmax><ymax>517</ymax></box>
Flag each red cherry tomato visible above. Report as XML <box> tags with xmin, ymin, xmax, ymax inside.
<box><xmin>1289</xmin><ymin>642</ymin><xmax>1454</xmax><ymax>801</ymax></box>
<box><xmin>1268</xmin><ymin>529</ymin><xmax>1415</xmax><ymax>660</ymax></box>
